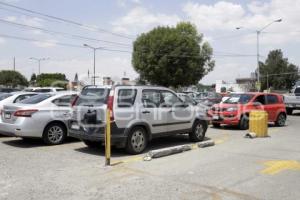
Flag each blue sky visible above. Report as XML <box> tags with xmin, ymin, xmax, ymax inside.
<box><xmin>0</xmin><ymin>0</ymin><xmax>299</xmax><ymax>84</ymax></box>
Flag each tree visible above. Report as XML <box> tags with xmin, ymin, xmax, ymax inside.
<box><xmin>0</xmin><ymin>70</ymin><xmax>28</xmax><ymax>87</ymax></box>
<box><xmin>132</xmin><ymin>22</ymin><xmax>215</xmax><ymax>88</ymax></box>
<box><xmin>259</xmin><ymin>49</ymin><xmax>299</xmax><ymax>91</ymax></box>
<box><xmin>30</xmin><ymin>73</ymin><xmax>37</xmax><ymax>85</ymax></box>
<box><xmin>36</xmin><ymin>73</ymin><xmax>68</xmax><ymax>88</ymax></box>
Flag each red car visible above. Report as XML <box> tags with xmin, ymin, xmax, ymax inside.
<box><xmin>208</xmin><ymin>92</ymin><xmax>287</xmax><ymax>129</ymax></box>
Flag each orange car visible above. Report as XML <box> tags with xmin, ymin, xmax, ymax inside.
<box><xmin>208</xmin><ymin>92</ymin><xmax>287</xmax><ymax>129</ymax></box>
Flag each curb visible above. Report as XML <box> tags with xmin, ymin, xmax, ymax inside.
<box><xmin>144</xmin><ymin>140</ymin><xmax>215</xmax><ymax>161</ymax></box>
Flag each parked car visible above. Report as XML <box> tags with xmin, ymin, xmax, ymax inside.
<box><xmin>0</xmin><ymin>92</ymin><xmax>38</xmax><ymax>110</ymax></box>
<box><xmin>208</xmin><ymin>92</ymin><xmax>287</xmax><ymax>130</ymax></box>
<box><xmin>284</xmin><ymin>86</ymin><xmax>300</xmax><ymax>115</ymax></box>
<box><xmin>24</xmin><ymin>87</ymin><xmax>65</xmax><ymax>93</ymax></box>
<box><xmin>68</xmin><ymin>85</ymin><xmax>208</xmax><ymax>154</ymax></box>
<box><xmin>0</xmin><ymin>88</ymin><xmax>21</xmax><ymax>93</ymax></box>
<box><xmin>197</xmin><ymin>92</ymin><xmax>223</xmax><ymax>107</ymax></box>
<box><xmin>0</xmin><ymin>91</ymin><xmax>78</xmax><ymax>144</ymax></box>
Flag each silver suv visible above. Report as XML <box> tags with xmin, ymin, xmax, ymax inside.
<box><xmin>68</xmin><ymin>85</ymin><xmax>208</xmax><ymax>154</ymax></box>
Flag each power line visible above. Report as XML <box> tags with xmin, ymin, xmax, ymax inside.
<box><xmin>0</xmin><ymin>1</ymin><xmax>135</xmax><ymax>40</ymax></box>
<box><xmin>0</xmin><ymin>33</ymin><xmax>260</xmax><ymax>58</ymax></box>
<box><xmin>0</xmin><ymin>18</ymin><xmax>132</xmax><ymax>47</ymax></box>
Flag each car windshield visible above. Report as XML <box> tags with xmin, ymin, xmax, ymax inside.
<box><xmin>20</xmin><ymin>93</ymin><xmax>53</xmax><ymax>104</ymax></box>
<box><xmin>76</xmin><ymin>88</ymin><xmax>110</xmax><ymax>106</ymax></box>
<box><xmin>223</xmin><ymin>94</ymin><xmax>254</xmax><ymax>104</ymax></box>
<box><xmin>0</xmin><ymin>93</ymin><xmax>12</xmax><ymax>101</ymax></box>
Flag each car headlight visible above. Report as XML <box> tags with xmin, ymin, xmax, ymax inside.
<box><xmin>226</xmin><ymin>107</ymin><xmax>238</xmax><ymax>112</ymax></box>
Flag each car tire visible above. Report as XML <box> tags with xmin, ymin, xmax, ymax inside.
<box><xmin>43</xmin><ymin>122</ymin><xmax>67</xmax><ymax>145</ymax></box>
<box><xmin>286</xmin><ymin>108</ymin><xmax>293</xmax><ymax>115</ymax></box>
<box><xmin>83</xmin><ymin>140</ymin><xmax>101</xmax><ymax>148</ymax></box>
<box><xmin>239</xmin><ymin>115</ymin><xmax>249</xmax><ymax>130</ymax></box>
<box><xmin>189</xmin><ymin>120</ymin><xmax>207</xmax><ymax>142</ymax></box>
<box><xmin>212</xmin><ymin>123</ymin><xmax>221</xmax><ymax>128</ymax></box>
<box><xmin>275</xmin><ymin>113</ymin><xmax>286</xmax><ymax>127</ymax></box>
<box><xmin>126</xmin><ymin>126</ymin><xmax>148</xmax><ymax>154</ymax></box>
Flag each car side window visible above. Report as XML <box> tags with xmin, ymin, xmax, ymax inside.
<box><xmin>160</xmin><ymin>90</ymin><xmax>182</xmax><ymax>107</ymax></box>
<box><xmin>266</xmin><ymin>95</ymin><xmax>278</xmax><ymax>104</ymax></box>
<box><xmin>254</xmin><ymin>95</ymin><xmax>266</xmax><ymax>105</ymax></box>
<box><xmin>142</xmin><ymin>90</ymin><xmax>161</xmax><ymax>108</ymax></box>
<box><xmin>14</xmin><ymin>94</ymin><xmax>36</xmax><ymax>103</ymax></box>
<box><xmin>53</xmin><ymin>95</ymin><xmax>76</xmax><ymax>107</ymax></box>
<box><xmin>117</xmin><ymin>89</ymin><xmax>137</xmax><ymax>108</ymax></box>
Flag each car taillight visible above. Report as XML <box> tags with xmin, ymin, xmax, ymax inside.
<box><xmin>14</xmin><ymin>109</ymin><xmax>38</xmax><ymax>117</ymax></box>
<box><xmin>71</xmin><ymin>95</ymin><xmax>79</xmax><ymax>107</ymax></box>
<box><xmin>107</xmin><ymin>90</ymin><xmax>115</xmax><ymax>121</ymax></box>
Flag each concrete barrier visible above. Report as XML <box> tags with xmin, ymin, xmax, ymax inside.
<box><xmin>145</xmin><ymin>144</ymin><xmax>192</xmax><ymax>160</ymax></box>
<box><xmin>144</xmin><ymin>140</ymin><xmax>215</xmax><ymax>161</ymax></box>
<box><xmin>197</xmin><ymin>140</ymin><xmax>215</xmax><ymax>148</ymax></box>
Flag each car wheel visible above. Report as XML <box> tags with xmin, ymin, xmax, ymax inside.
<box><xmin>43</xmin><ymin>122</ymin><xmax>67</xmax><ymax>145</ymax></box>
<box><xmin>126</xmin><ymin>127</ymin><xmax>147</xmax><ymax>154</ymax></box>
<box><xmin>286</xmin><ymin>108</ymin><xmax>293</xmax><ymax>115</ymax></box>
<box><xmin>212</xmin><ymin>123</ymin><xmax>221</xmax><ymax>128</ymax></box>
<box><xmin>239</xmin><ymin>116</ymin><xmax>249</xmax><ymax>130</ymax></box>
<box><xmin>83</xmin><ymin>140</ymin><xmax>101</xmax><ymax>148</ymax></box>
<box><xmin>189</xmin><ymin>120</ymin><xmax>207</xmax><ymax>142</ymax></box>
<box><xmin>275</xmin><ymin>113</ymin><xmax>286</xmax><ymax>127</ymax></box>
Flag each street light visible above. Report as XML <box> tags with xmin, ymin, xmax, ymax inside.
<box><xmin>236</xmin><ymin>19</ymin><xmax>282</xmax><ymax>90</ymax></box>
<box><xmin>29</xmin><ymin>57</ymin><xmax>49</xmax><ymax>75</ymax></box>
<box><xmin>83</xmin><ymin>44</ymin><xmax>103</xmax><ymax>85</ymax></box>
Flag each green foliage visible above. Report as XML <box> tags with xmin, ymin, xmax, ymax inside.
<box><xmin>36</xmin><ymin>73</ymin><xmax>67</xmax><ymax>88</ymax></box>
<box><xmin>0</xmin><ymin>70</ymin><xmax>28</xmax><ymax>87</ymax></box>
<box><xmin>259</xmin><ymin>49</ymin><xmax>299</xmax><ymax>90</ymax></box>
<box><xmin>132</xmin><ymin>22</ymin><xmax>215</xmax><ymax>88</ymax></box>
<box><xmin>30</xmin><ymin>73</ymin><xmax>37</xmax><ymax>82</ymax></box>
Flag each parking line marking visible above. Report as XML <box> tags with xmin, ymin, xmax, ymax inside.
<box><xmin>261</xmin><ymin>160</ymin><xmax>300</xmax><ymax>175</ymax></box>
<box><xmin>214</xmin><ymin>133</ymin><xmax>230</xmax><ymax>145</ymax></box>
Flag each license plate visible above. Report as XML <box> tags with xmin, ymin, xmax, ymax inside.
<box><xmin>4</xmin><ymin>113</ymin><xmax>11</xmax><ymax>119</ymax></box>
<box><xmin>71</xmin><ymin>123</ymin><xmax>80</xmax><ymax>130</ymax></box>
<box><xmin>213</xmin><ymin>115</ymin><xmax>219</xmax><ymax>120</ymax></box>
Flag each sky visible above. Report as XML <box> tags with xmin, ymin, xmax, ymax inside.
<box><xmin>0</xmin><ymin>0</ymin><xmax>299</xmax><ymax>85</ymax></box>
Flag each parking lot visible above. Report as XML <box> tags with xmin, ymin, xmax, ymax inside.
<box><xmin>0</xmin><ymin>112</ymin><xmax>299</xmax><ymax>200</ymax></box>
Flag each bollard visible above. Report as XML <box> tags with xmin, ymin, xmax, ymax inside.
<box><xmin>249</xmin><ymin>110</ymin><xmax>268</xmax><ymax>137</ymax></box>
<box><xmin>105</xmin><ymin>109</ymin><xmax>111</xmax><ymax>166</ymax></box>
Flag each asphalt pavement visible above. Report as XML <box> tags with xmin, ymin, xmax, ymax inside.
<box><xmin>0</xmin><ymin>112</ymin><xmax>300</xmax><ymax>200</ymax></box>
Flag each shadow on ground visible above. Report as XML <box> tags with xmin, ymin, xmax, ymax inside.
<box><xmin>2</xmin><ymin>137</ymin><xmax>80</xmax><ymax>148</ymax></box>
<box><xmin>75</xmin><ymin>134</ymin><xmax>212</xmax><ymax>158</ymax></box>
<box><xmin>210</xmin><ymin>122</ymin><xmax>280</xmax><ymax>131</ymax></box>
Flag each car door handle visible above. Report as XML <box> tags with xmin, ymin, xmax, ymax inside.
<box><xmin>142</xmin><ymin>111</ymin><xmax>150</xmax><ymax>114</ymax></box>
<box><xmin>168</xmin><ymin>109</ymin><xmax>174</xmax><ymax>113</ymax></box>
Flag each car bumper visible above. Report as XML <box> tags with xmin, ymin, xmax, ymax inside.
<box><xmin>68</xmin><ymin>121</ymin><xmax>127</xmax><ymax>147</ymax></box>
<box><xmin>0</xmin><ymin>120</ymin><xmax>43</xmax><ymax>138</ymax></box>
<box><xmin>208</xmin><ymin>111</ymin><xmax>240</xmax><ymax>125</ymax></box>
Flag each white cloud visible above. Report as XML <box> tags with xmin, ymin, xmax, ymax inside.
<box><xmin>33</xmin><ymin>40</ymin><xmax>57</xmax><ymax>48</ymax></box>
<box><xmin>117</xmin><ymin>0</ymin><xmax>141</xmax><ymax>8</ymax></box>
<box><xmin>183</xmin><ymin>1</ymin><xmax>245</xmax><ymax>31</ymax></box>
<box><xmin>112</xmin><ymin>6</ymin><xmax>181</xmax><ymax>34</ymax></box>
<box><xmin>183</xmin><ymin>0</ymin><xmax>300</xmax><ymax>45</ymax></box>
<box><xmin>0</xmin><ymin>38</ymin><xmax>5</xmax><ymax>45</ymax></box>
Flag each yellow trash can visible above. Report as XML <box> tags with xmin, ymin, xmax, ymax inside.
<box><xmin>249</xmin><ymin>110</ymin><xmax>268</xmax><ymax>137</ymax></box>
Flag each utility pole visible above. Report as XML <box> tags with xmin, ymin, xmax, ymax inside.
<box><xmin>83</xmin><ymin>44</ymin><xmax>103</xmax><ymax>85</ymax></box>
<box><xmin>13</xmin><ymin>57</ymin><xmax>15</xmax><ymax>71</ymax></box>
<box><xmin>29</xmin><ymin>57</ymin><xmax>49</xmax><ymax>75</ymax></box>
<box><xmin>236</xmin><ymin>19</ymin><xmax>282</xmax><ymax>91</ymax></box>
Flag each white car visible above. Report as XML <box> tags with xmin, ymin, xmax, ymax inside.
<box><xmin>0</xmin><ymin>92</ymin><xmax>38</xmax><ymax>111</ymax></box>
<box><xmin>24</xmin><ymin>87</ymin><xmax>65</xmax><ymax>93</ymax></box>
<box><xmin>0</xmin><ymin>91</ymin><xmax>78</xmax><ymax>145</ymax></box>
